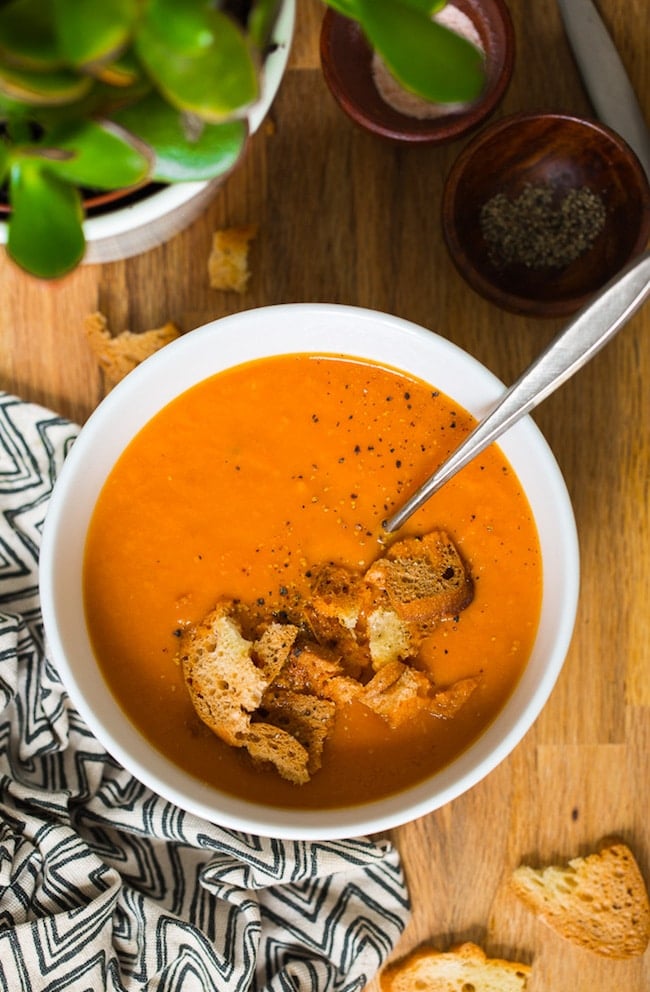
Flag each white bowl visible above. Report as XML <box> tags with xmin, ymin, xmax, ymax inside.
<box><xmin>39</xmin><ymin>304</ymin><xmax>579</xmax><ymax>840</ymax></box>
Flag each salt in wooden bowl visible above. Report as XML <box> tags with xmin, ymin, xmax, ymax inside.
<box><xmin>319</xmin><ymin>0</ymin><xmax>515</xmax><ymax>145</ymax></box>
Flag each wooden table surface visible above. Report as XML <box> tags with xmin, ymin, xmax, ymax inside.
<box><xmin>1</xmin><ymin>2</ymin><xmax>649</xmax><ymax>989</ymax></box>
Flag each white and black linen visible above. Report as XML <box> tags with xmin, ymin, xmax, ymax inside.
<box><xmin>0</xmin><ymin>392</ymin><xmax>410</xmax><ymax>992</ymax></box>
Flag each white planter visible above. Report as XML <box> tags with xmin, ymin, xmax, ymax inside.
<box><xmin>0</xmin><ymin>0</ymin><xmax>296</xmax><ymax>266</ymax></box>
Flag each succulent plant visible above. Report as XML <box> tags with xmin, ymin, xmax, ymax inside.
<box><xmin>0</xmin><ymin>0</ymin><xmax>281</xmax><ymax>278</ymax></box>
<box><xmin>0</xmin><ymin>0</ymin><xmax>484</xmax><ymax>279</ymax></box>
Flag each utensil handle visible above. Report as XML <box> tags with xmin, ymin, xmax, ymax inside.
<box><xmin>384</xmin><ymin>250</ymin><xmax>650</xmax><ymax>532</ymax></box>
<box><xmin>556</xmin><ymin>0</ymin><xmax>650</xmax><ymax>179</ymax></box>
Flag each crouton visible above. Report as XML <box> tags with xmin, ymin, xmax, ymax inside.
<box><xmin>257</xmin><ymin>687</ymin><xmax>336</xmax><ymax>774</ymax></box>
<box><xmin>304</xmin><ymin>562</ymin><xmax>369</xmax><ymax>676</ymax></box>
<box><xmin>366</xmin><ymin>530</ymin><xmax>473</xmax><ymax>622</ymax></box>
<box><xmin>178</xmin><ymin>601</ymin><xmax>270</xmax><ymax>746</ymax></box>
<box><xmin>360</xmin><ymin>663</ymin><xmax>480</xmax><ymax>728</ymax></box>
<box><xmin>208</xmin><ymin>224</ymin><xmax>257</xmax><ymax>292</ymax></box>
<box><xmin>243</xmin><ymin>722</ymin><xmax>311</xmax><ymax>785</ymax></box>
<box><xmin>359</xmin><ymin>660</ymin><xmax>437</xmax><ymax>728</ymax></box>
<box><xmin>254</xmin><ymin>621</ymin><xmax>300</xmax><ymax>682</ymax></box>
<box><xmin>429</xmin><ymin>675</ymin><xmax>481</xmax><ymax>719</ymax></box>
<box><xmin>84</xmin><ymin>311</ymin><xmax>181</xmax><ymax>388</ymax></box>
<box><xmin>272</xmin><ymin>642</ymin><xmax>361</xmax><ymax>706</ymax></box>
<box><xmin>365</xmin><ymin>606</ymin><xmax>417</xmax><ymax>670</ymax></box>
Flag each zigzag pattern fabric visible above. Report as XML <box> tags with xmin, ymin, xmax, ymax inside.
<box><xmin>0</xmin><ymin>392</ymin><xmax>410</xmax><ymax>992</ymax></box>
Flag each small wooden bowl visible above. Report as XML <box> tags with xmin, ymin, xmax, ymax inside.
<box><xmin>442</xmin><ymin>112</ymin><xmax>650</xmax><ymax>316</ymax></box>
<box><xmin>319</xmin><ymin>0</ymin><xmax>515</xmax><ymax>144</ymax></box>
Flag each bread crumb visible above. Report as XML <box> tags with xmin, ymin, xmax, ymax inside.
<box><xmin>208</xmin><ymin>224</ymin><xmax>258</xmax><ymax>292</ymax></box>
<box><xmin>84</xmin><ymin>311</ymin><xmax>181</xmax><ymax>388</ymax></box>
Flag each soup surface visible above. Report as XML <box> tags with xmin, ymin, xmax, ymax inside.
<box><xmin>84</xmin><ymin>353</ymin><xmax>542</xmax><ymax>809</ymax></box>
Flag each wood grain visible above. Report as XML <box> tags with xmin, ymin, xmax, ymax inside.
<box><xmin>1</xmin><ymin>2</ymin><xmax>649</xmax><ymax>989</ymax></box>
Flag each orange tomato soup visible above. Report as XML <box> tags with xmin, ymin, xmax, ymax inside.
<box><xmin>84</xmin><ymin>354</ymin><xmax>542</xmax><ymax>809</ymax></box>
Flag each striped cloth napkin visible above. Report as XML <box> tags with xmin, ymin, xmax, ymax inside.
<box><xmin>0</xmin><ymin>392</ymin><xmax>410</xmax><ymax>992</ymax></box>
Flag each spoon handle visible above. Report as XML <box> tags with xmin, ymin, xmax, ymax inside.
<box><xmin>384</xmin><ymin>249</ymin><xmax>650</xmax><ymax>532</ymax></box>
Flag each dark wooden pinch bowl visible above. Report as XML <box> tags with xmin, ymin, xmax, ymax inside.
<box><xmin>319</xmin><ymin>0</ymin><xmax>515</xmax><ymax>144</ymax></box>
<box><xmin>442</xmin><ymin>112</ymin><xmax>650</xmax><ymax>316</ymax></box>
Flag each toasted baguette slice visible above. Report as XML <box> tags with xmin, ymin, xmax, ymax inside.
<box><xmin>380</xmin><ymin>942</ymin><xmax>530</xmax><ymax>992</ymax></box>
<box><xmin>511</xmin><ymin>837</ymin><xmax>650</xmax><ymax>958</ymax></box>
<box><xmin>366</xmin><ymin>530</ymin><xmax>473</xmax><ymax>623</ymax></box>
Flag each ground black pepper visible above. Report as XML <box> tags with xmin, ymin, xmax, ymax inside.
<box><xmin>479</xmin><ymin>182</ymin><xmax>607</xmax><ymax>270</ymax></box>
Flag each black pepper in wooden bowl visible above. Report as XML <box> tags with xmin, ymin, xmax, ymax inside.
<box><xmin>442</xmin><ymin>112</ymin><xmax>650</xmax><ymax>317</ymax></box>
<box><xmin>480</xmin><ymin>183</ymin><xmax>607</xmax><ymax>270</ymax></box>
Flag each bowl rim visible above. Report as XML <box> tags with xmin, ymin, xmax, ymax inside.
<box><xmin>39</xmin><ymin>302</ymin><xmax>580</xmax><ymax>839</ymax></box>
<box><xmin>442</xmin><ymin>110</ymin><xmax>650</xmax><ymax>317</ymax></box>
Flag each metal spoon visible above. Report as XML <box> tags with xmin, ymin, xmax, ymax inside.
<box><xmin>384</xmin><ymin>249</ymin><xmax>650</xmax><ymax>533</ymax></box>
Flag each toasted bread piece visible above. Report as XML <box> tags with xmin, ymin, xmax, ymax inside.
<box><xmin>208</xmin><ymin>224</ymin><xmax>257</xmax><ymax>292</ymax></box>
<box><xmin>308</xmin><ymin>562</ymin><xmax>363</xmax><ymax>631</ymax></box>
<box><xmin>273</xmin><ymin>642</ymin><xmax>361</xmax><ymax>706</ymax></box>
<box><xmin>243</xmin><ymin>722</ymin><xmax>310</xmax><ymax>785</ymax></box>
<box><xmin>360</xmin><ymin>660</ymin><xmax>437</xmax><ymax>728</ymax></box>
<box><xmin>253</xmin><ymin>621</ymin><xmax>300</xmax><ymax>682</ymax></box>
<box><xmin>510</xmin><ymin>837</ymin><xmax>650</xmax><ymax>958</ymax></box>
<box><xmin>366</xmin><ymin>606</ymin><xmax>417</xmax><ymax>670</ymax></box>
<box><xmin>366</xmin><ymin>530</ymin><xmax>473</xmax><ymax>623</ymax></box>
<box><xmin>380</xmin><ymin>942</ymin><xmax>530</xmax><ymax>992</ymax></box>
<box><xmin>305</xmin><ymin>562</ymin><xmax>370</xmax><ymax>676</ymax></box>
<box><xmin>84</xmin><ymin>311</ymin><xmax>181</xmax><ymax>387</ymax></box>
<box><xmin>257</xmin><ymin>687</ymin><xmax>336</xmax><ymax>773</ymax></box>
<box><xmin>179</xmin><ymin>601</ymin><xmax>270</xmax><ymax>746</ymax></box>
<box><xmin>429</xmin><ymin>675</ymin><xmax>481</xmax><ymax>718</ymax></box>
<box><xmin>360</xmin><ymin>663</ymin><xmax>480</xmax><ymax>728</ymax></box>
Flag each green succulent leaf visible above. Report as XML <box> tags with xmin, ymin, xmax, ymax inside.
<box><xmin>33</xmin><ymin>120</ymin><xmax>151</xmax><ymax>190</ymax></box>
<box><xmin>0</xmin><ymin>87</ymin><xmax>37</xmax><ymax>122</ymax></box>
<box><xmin>0</xmin><ymin>59</ymin><xmax>93</xmax><ymax>106</ymax></box>
<box><xmin>248</xmin><ymin>0</ymin><xmax>282</xmax><ymax>49</ymax></box>
<box><xmin>356</xmin><ymin>0</ymin><xmax>485</xmax><ymax>103</ymax></box>
<box><xmin>7</xmin><ymin>158</ymin><xmax>85</xmax><ymax>278</ymax></box>
<box><xmin>393</xmin><ymin>0</ymin><xmax>447</xmax><ymax>14</ymax></box>
<box><xmin>52</xmin><ymin>0</ymin><xmax>138</xmax><ymax>69</ymax></box>
<box><xmin>0</xmin><ymin>141</ymin><xmax>9</xmax><ymax>185</ymax></box>
<box><xmin>323</xmin><ymin>0</ymin><xmax>359</xmax><ymax>16</ymax></box>
<box><xmin>0</xmin><ymin>0</ymin><xmax>62</xmax><ymax>71</ymax></box>
<box><xmin>112</xmin><ymin>90</ymin><xmax>247</xmax><ymax>182</ymax></box>
<box><xmin>89</xmin><ymin>49</ymin><xmax>142</xmax><ymax>89</ymax></box>
<box><xmin>136</xmin><ymin>0</ymin><xmax>259</xmax><ymax>122</ymax></box>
